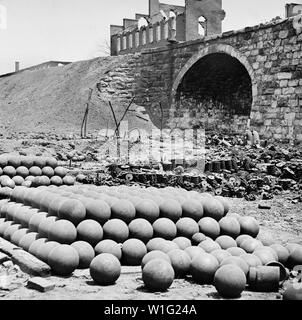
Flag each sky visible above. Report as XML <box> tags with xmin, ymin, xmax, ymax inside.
<box><xmin>0</xmin><ymin>0</ymin><xmax>300</xmax><ymax>75</ymax></box>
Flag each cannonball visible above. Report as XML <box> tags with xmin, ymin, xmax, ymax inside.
<box><xmin>71</xmin><ymin>241</ymin><xmax>95</xmax><ymax>269</ymax></box>
<box><xmin>190</xmin><ymin>253</ymin><xmax>219</xmax><ymax>284</ymax></box>
<box><xmin>95</xmin><ymin>239</ymin><xmax>122</xmax><ymax>260</ymax></box>
<box><xmin>48</xmin><ymin>244</ymin><xmax>79</xmax><ymax>276</ymax></box>
<box><xmin>214</xmin><ymin>265</ymin><xmax>246</xmax><ymax>298</ymax></box>
<box><xmin>142</xmin><ymin>259</ymin><xmax>175</xmax><ymax>292</ymax></box>
<box><xmin>198</xmin><ymin>217</ymin><xmax>220</xmax><ymax>240</ymax></box>
<box><xmin>90</xmin><ymin>253</ymin><xmax>121</xmax><ymax>286</ymax></box>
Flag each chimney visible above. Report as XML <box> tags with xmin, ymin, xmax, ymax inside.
<box><xmin>149</xmin><ymin>0</ymin><xmax>160</xmax><ymax>17</ymax></box>
<box><xmin>15</xmin><ymin>61</ymin><xmax>20</xmax><ymax>72</ymax></box>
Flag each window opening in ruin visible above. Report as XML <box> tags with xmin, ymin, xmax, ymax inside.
<box><xmin>135</xmin><ymin>31</ymin><xmax>140</xmax><ymax>47</ymax></box>
<box><xmin>129</xmin><ymin>33</ymin><xmax>133</xmax><ymax>48</ymax></box>
<box><xmin>164</xmin><ymin>21</ymin><xmax>169</xmax><ymax>39</ymax></box>
<box><xmin>122</xmin><ymin>36</ymin><xmax>127</xmax><ymax>50</ymax></box>
<box><xmin>149</xmin><ymin>26</ymin><xmax>154</xmax><ymax>43</ymax></box>
<box><xmin>156</xmin><ymin>23</ymin><xmax>161</xmax><ymax>41</ymax></box>
<box><xmin>116</xmin><ymin>36</ymin><xmax>121</xmax><ymax>52</ymax></box>
<box><xmin>142</xmin><ymin>29</ymin><xmax>147</xmax><ymax>45</ymax></box>
<box><xmin>198</xmin><ymin>16</ymin><xmax>206</xmax><ymax>37</ymax></box>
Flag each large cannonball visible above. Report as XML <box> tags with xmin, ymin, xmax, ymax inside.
<box><xmin>128</xmin><ymin>218</ymin><xmax>153</xmax><ymax>243</ymax></box>
<box><xmin>199</xmin><ymin>239</ymin><xmax>221</xmax><ymax>253</ymax></box>
<box><xmin>90</xmin><ymin>253</ymin><xmax>121</xmax><ymax>286</ymax></box>
<box><xmin>153</xmin><ymin>218</ymin><xmax>177</xmax><ymax>240</ymax></box>
<box><xmin>215</xmin><ymin>236</ymin><xmax>238</xmax><ymax>250</ymax></box>
<box><xmin>239</xmin><ymin>216</ymin><xmax>260</xmax><ymax>238</ymax></box>
<box><xmin>270</xmin><ymin>244</ymin><xmax>290</xmax><ymax>265</ymax></box>
<box><xmin>71</xmin><ymin>241</ymin><xmax>95</xmax><ymax>269</ymax></box>
<box><xmin>103</xmin><ymin>219</ymin><xmax>129</xmax><ymax>243</ymax></box>
<box><xmin>10</xmin><ymin>228</ymin><xmax>29</xmax><ymax>245</ymax></box>
<box><xmin>50</xmin><ymin>176</ymin><xmax>63</xmax><ymax>186</ymax></box>
<box><xmin>19</xmin><ymin>232</ymin><xmax>39</xmax><ymax>251</ymax></box>
<box><xmin>76</xmin><ymin>219</ymin><xmax>103</xmax><ymax>246</ymax></box>
<box><xmin>142</xmin><ymin>259</ymin><xmax>175</xmax><ymax>292</ymax></box>
<box><xmin>141</xmin><ymin>250</ymin><xmax>171</xmax><ymax>269</ymax></box>
<box><xmin>181</xmin><ymin>199</ymin><xmax>203</xmax><ymax>221</ymax></box>
<box><xmin>28</xmin><ymin>212</ymin><xmax>49</xmax><ymax>232</ymax></box>
<box><xmin>36</xmin><ymin>241</ymin><xmax>60</xmax><ymax>262</ymax></box>
<box><xmin>54</xmin><ymin>167</ymin><xmax>68</xmax><ymax>178</ymax></box>
<box><xmin>58</xmin><ymin>199</ymin><xmax>86</xmax><ymax>225</ymax></box>
<box><xmin>122</xmin><ymin>238</ymin><xmax>147</xmax><ymax>266</ymax></box>
<box><xmin>48</xmin><ymin>244</ymin><xmax>79</xmax><ymax>276</ymax></box>
<box><xmin>28</xmin><ymin>238</ymin><xmax>48</xmax><ymax>256</ymax></box>
<box><xmin>172</xmin><ymin>237</ymin><xmax>192</xmax><ymax>250</ymax></box>
<box><xmin>214</xmin><ymin>265</ymin><xmax>246</xmax><ymax>298</ymax></box>
<box><xmin>82</xmin><ymin>199</ymin><xmax>111</xmax><ymax>225</ymax></box>
<box><xmin>215</xmin><ymin>196</ymin><xmax>231</xmax><ymax>216</ymax></box>
<box><xmin>220</xmin><ymin>256</ymin><xmax>249</xmax><ymax>276</ymax></box>
<box><xmin>37</xmin><ymin>216</ymin><xmax>58</xmax><ymax>238</ymax></box>
<box><xmin>29</xmin><ymin>166</ymin><xmax>42</xmax><ymax>177</ymax></box>
<box><xmin>176</xmin><ymin>218</ymin><xmax>199</xmax><ymax>239</ymax></box>
<box><xmin>146</xmin><ymin>238</ymin><xmax>167</xmax><ymax>252</ymax></box>
<box><xmin>167</xmin><ymin>249</ymin><xmax>191</xmax><ymax>278</ymax></box>
<box><xmin>111</xmin><ymin>199</ymin><xmax>136</xmax><ymax>224</ymax></box>
<box><xmin>226</xmin><ymin>247</ymin><xmax>247</xmax><ymax>257</ymax></box>
<box><xmin>48</xmin><ymin>219</ymin><xmax>77</xmax><ymax>244</ymax></box>
<box><xmin>13</xmin><ymin>175</ymin><xmax>26</xmax><ymax>186</ymax></box>
<box><xmin>287</xmin><ymin>245</ymin><xmax>302</xmax><ymax>268</ymax></box>
<box><xmin>159</xmin><ymin>199</ymin><xmax>182</xmax><ymax>222</ymax></box>
<box><xmin>95</xmin><ymin>239</ymin><xmax>122</xmax><ymax>260</ymax></box>
<box><xmin>219</xmin><ymin>217</ymin><xmax>241</xmax><ymax>239</ymax></box>
<box><xmin>236</xmin><ymin>235</ymin><xmax>254</xmax><ymax>247</ymax></box>
<box><xmin>240</xmin><ymin>239</ymin><xmax>263</xmax><ymax>253</ymax></box>
<box><xmin>135</xmin><ymin>199</ymin><xmax>160</xmax><ymax>223</ymax></box>
<box><xmin>198</xmin><ymin>217</ymin><xmax>220</xmax><ymax>240</ymax></box>
<box><xmin>201</xmin><ymin>197</ymin><xmax>224</xmax><ymax>221</ymax></box>
<box><xmin>190</xmin><ymin>253</ymin><xmax>219</xmax><ymax>284</ymax></box>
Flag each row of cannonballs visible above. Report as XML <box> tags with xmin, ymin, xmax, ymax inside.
<box><xmin>0</xmin><ymin>184</ymin><xmax>301</xmax><ymax>298</ymax></box>
<box><xmin>0</xmin><ymin>154</ymin><xmax>75</xmax><ymax>188</ymax></box>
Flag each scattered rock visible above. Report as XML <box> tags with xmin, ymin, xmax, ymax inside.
<box><xmin>27</xmin><ymin>277</ymin><xmax>55</xmax><ymax>292</ymax></box>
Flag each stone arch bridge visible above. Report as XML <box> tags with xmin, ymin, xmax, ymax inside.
<box><xmin>104</xmin><ymin>15</ymin><xmax>302</xmax><ymax>142</ymax></box>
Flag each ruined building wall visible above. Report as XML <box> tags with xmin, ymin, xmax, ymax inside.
<box><xmin>134</xmin><ymin>15</ymin><xmax>302</xmax><ymax>142</ymax></box>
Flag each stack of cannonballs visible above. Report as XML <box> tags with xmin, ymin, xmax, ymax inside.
<box><xmin>0</xmin><ymin>184</ymin><xmax>301</xmax><ymax>299</ymax></box>
<box><xmin>0</xmin><ymin>154</ymin><xmax>75</xmax><ymax>189</ymax></box>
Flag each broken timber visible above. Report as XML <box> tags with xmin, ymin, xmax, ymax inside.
<box><xmin>0</xmin><ymin>237</ymin><xmax>51</xmax><ymax>277</ymax></box>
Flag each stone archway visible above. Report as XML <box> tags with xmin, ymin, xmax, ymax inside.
<box><xmin>170</xmin><ymin>44</ymin><xmax>258</xmax><ymax>131</ymax></box>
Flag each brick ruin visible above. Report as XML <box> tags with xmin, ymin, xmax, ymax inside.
<box><xmin>106</xmin><ymin>1</ymin><xmax>302</xmax><ymax>143</ymax></box>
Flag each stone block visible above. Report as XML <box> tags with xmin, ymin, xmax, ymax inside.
<box><xmin>252</xmin><ymin>62</ymin><xmax>260</xmax><ymax>69</ymax></box>
<box><xmin>27</xmin><ymin>277</ymin><xmax>55</xmax><ymax>292</ymax></box>
<box><xmin>288</xmin><ymin>80</ymin><xmax>299</xmax><ymax>87</ymax></box>
<box><xmin>282</xmin><ymin>87</ymin><xmax>295</xmax><ymax>95</ymax></box>
<box><xmin>279</xmin><ymin>80</ymin><xmax>288</xmax><ymax>87</ymax></box>
<box><xmin>277</xmin><ymin>72</ymin><xmax>292</xmax><ymax>80</ymax></box>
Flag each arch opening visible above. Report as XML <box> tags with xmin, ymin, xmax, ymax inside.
<box><xmin>174</xmin><ymin>52</ymin><xmax>253</xmax><ymax>131</ymax></box>
<box><xmin>198</xmin><ymin>16</ymin><xmax>206</xmax><ymax>37</ymax></box>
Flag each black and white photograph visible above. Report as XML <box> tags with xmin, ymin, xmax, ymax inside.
<box><xmin>0</xmin><ymin>0</ymin><xmax>302</xmax><ymax>308</ymax></box>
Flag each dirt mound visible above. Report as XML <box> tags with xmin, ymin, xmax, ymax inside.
<box><xmin>0</xmin><ymin>55</ymin><xmax>151</xmax><ymax>136</ymax></box>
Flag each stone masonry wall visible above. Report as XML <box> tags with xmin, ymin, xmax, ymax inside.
<box><xmin>134</xmin><ymin>15</ymin><xmax>302</xmax><ymax>142</ymax></box>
